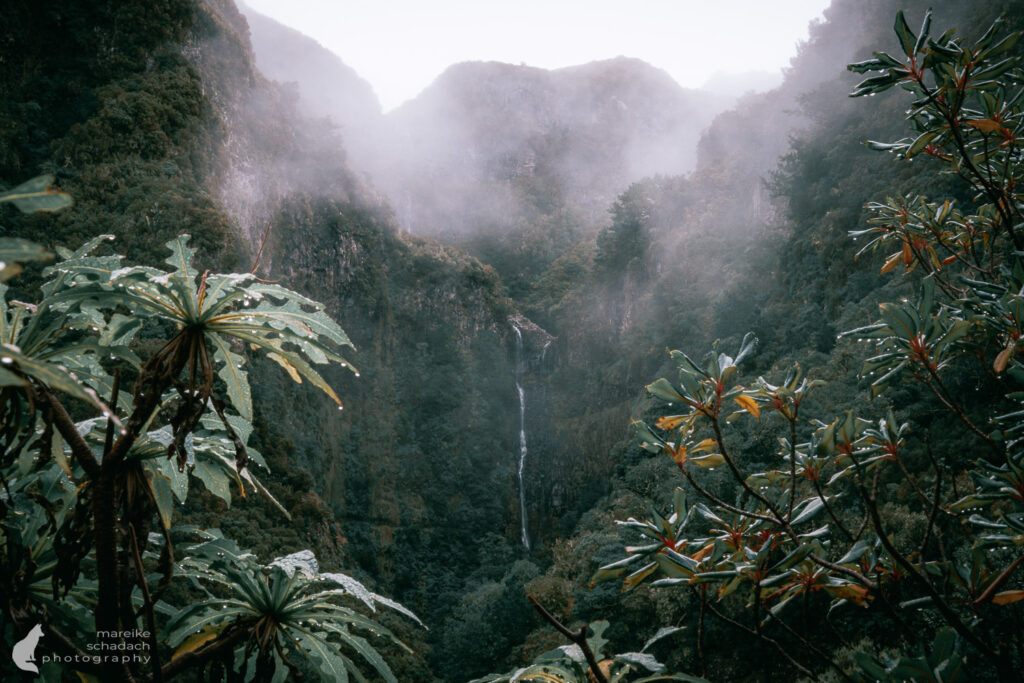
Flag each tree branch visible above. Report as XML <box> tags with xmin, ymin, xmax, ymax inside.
<box><xmin>527</xmin><ymin>595</ymin><xmax>608</xmax><ymax>683</ymax></box>
<box><xmin>918</xmin><ymin>436</ymin><xmax>945</xmax><ymax>563</ymax></box>
<box><xmin>920</xmin><ymin>371</ymin><xmax>1003</xmax><ymax>462</ymax></box>
<box><xmin>771</xmin><ymin>610</ymin><xmax>855</xmax><ymax>683</ymax></box>
<box><xmin>40</xmin><ymin>387</ymin><xmax>100</xmax><ymax>478</ymax></box>
<box><xmin>812</xmin><ymin>474</ymin><xmax>854</xmax><ymax>541</ymax></box>
<box><xmin>703</xmin><ymin>600</ymin><xmax>817</xmax><ymax>679</ymax></box>
<box><xmin>678</xmin><ymin>451</ymin><xmax>877</xmax><ymax>590</ymax></box>
<box><xmin>973</xmin><ymin>555</ymin><xmax>1024</xmax><ymax>606</ymax></box>
<box><xmin>860</xmin><ymin>478</ymin><xmax>1004</xmax><ymax>669</ymax></box>
<box><xmin>128</xmin><ymin>523</ymin><xmax>163</xmax><ymax>683</ymax></box>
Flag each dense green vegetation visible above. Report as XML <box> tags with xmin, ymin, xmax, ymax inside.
<box><xmin>0</xmin><ymin>180</ymin><xmax>423</xmax><ymax>680</ymax></box>
<box><xmin>464</xmin><ymin>2</ymin><xmax>1024</xmax><ymax>681</ymax></box>
<box><xmin>5</xmin><ymin>0</ymin><xmax>1024</xmax><ymax>681</ymax></box>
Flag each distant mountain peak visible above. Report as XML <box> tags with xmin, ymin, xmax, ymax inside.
<box><xmin>238</xmin><ymin>15</ymin><xmax>736</xmax><ymax>240</ymax></box>
<box><xmin>237</xmin><ymin>4</ymin><xmax>382</xmax><ymax>121</ymax></box>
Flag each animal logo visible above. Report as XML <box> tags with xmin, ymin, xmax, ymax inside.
<box><xmin>11</xmin><ymin>623</ymin><xmax>43</xmax><ymax>674</ymax></box>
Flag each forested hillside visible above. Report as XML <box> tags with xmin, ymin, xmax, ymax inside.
<box><xmin>1</xmin><ymin>0</ymin><xmax>542</xmax><ymax>678</ymax></box>
<box><xmin>469</xmin><ymin>1</ymin><xmax>1024</xmax><ymax>681</ymax></box>
<box><xmin>2</xmin><ymin>0</ymin><xmax>1024</xmax><ymax>681</ymax></box>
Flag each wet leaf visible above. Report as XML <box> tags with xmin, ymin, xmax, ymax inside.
<box><xmin>172</xmin><ymin>628</ymin><xmax>222</xmax><ymax>660</ymax></box>
<box><xmin>994</xmin><ymin>346</ymin><xmax>1014</xmax><ymax>373</ymax></box>
<box><xmin>655</xmin><ymin>415</ymin><xmax>688</xmax><ymax>431</ymax></box>
<box><xmin>880</xmin><ymin>252</ymin><xmax>901</xmax><ymax>274</ymax></box>
<box><xmin>689</xmin><ymin>453</ymin><xmax>724</xmax><ymax>469</ymax></box>
<box><xmin>0</xmin><ymin>175</ymin><xmax>73</xmax><ymax>213</ymax></box>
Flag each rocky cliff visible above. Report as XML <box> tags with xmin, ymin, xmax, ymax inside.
<box><xmin>1</xmin><ymin>1</ymin><xmax>553</xmax><ymax>676</ymax></box>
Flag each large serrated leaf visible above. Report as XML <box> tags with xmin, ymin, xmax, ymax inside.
<box><xmin>99</xmin><ymin>313</ymin><xmax>143</xmax><ymax>347</ymax></box>
<box><xmin>585</xmin><ymin>620</ymin><xmax>609</xmax><ymax>660</ymax></box>
<box><xmin>165</xmin><ymin>602</ymin><xmax>251</xmax><ymax>648</ymax></box>
<box><xmin>321</xmin><ymin>623</ymin><xmax>397</xmax><ymax>683</ymax></box>
<box><xmin>642</xmin><ymin>626</ymin><xmax>685</xmax><ymax>652</ymax></box>
<box><xmin>615</xmin><ymin>651</ymin><xmax>666</xmax><ymax>673</ymax></box>
<box><xmin>1</xmin><ymin>345</ymin><xmax>111</xmax><ymax>413</ymax></box>
<box><xmin>163</xmin><ymin>234</ymin><xmax>197</xmax><ymax>281</ymax></box>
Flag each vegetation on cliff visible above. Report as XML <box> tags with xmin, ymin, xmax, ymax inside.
<box><xmin>5</xmin><ymin>0</ymin><xmax>1024</xmax><ymax>681</ymax></box>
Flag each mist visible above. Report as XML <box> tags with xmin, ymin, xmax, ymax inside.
<box><xmin>228</xmin><ymin>0</ymin><xmax>872</xmax><ymax>558</ymax></box>
<box><xmin>8</xmin><ymin>0</ymin><xmax>1014</xmax><ymax>680</ymax></box>
<box><xmin>239</xmin><ymin>2</ymin><xmax>778</xmax><ymax>234</ymax></box>
<box><xmin>232</xmin><ymin>0</ymin><xmax>887</xmax><ymax>596</ymax></box>
<box><xmin>236</xmin><ymin>2</ymin><xmax>797</xmax><ymax>306</ymax></box>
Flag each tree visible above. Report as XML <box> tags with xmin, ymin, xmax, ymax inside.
<box><xmin>0</xmin><ymin>177</ymin><xmax>418</xmax><ymax>681</ymax></box>
<box><xmin>594</xmin><ymin>182</ymin><xmax>654</xmax><ymax>281</ymax></box>
<box><xmin>593</xmin><ymin>10</ymin><xmax>1024</xmax><ymax>682</ymax></box>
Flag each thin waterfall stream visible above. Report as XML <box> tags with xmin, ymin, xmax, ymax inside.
<box><xmin>512</xmin><ymin>324</ymin><xmax>529</xmax><ymax>548</ymax></box>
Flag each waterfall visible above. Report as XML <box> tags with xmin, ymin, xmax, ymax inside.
<box><xmin>512</xmin><ymin>324</ymin><xmax>529</xmax><ymax>549</ymax></box>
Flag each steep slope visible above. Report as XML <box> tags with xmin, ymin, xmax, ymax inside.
<box><xmin>237</xmin><ymin>15</ymin><xmax>739</xmax><ymax>299</ymax></box>
<box><xmin>0</xmin><ymin>0</ymin><xmax>238</xmax><ymax>270</ymax></box>
<box><xmin>485</xmin><ymin>0</ymin><xmax>1024</xmax><ymax>680</ymax></box>
<box><xmin>237</xmin><ymin>2</ymin><xmax>384</xmax><ymax>175</ymax></box>
<box><xmin>1</xmin><ymin>1</ymin><xmax>553</xmax><ymax>679</ymax></box>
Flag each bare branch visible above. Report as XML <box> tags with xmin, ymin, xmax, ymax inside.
<box><xmin>527</xmin><ymin>595</ymin><xmax>608</xmax><ymax>683</ymax></box>
<box><xmin>40</xmin><ymin>387</ymin><xmax>100</xmax><ymax>478</ymax></box>
<box><xmin>128</xmin><ymin>523</ymin><xmax>163</xmax><ymax>683</ymax></box>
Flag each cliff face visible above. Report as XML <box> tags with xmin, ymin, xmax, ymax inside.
<box><xmin>1</xmin><ymin>1</ymin><xmax>546</xmax><ymax>672</ymax></box>
<box><xmin>188</xmin><ymin>2</ymin><xmax>559</xmax><ymax>641</ymax></box>
<box><xmin>237</xmin><ymin>2</ymin><xmax>384</xmax><ymax>177</ymax></box>
<box><xmin>221</xmin><ymin>7</ymin><xmax>740</xmax><ymax>555</ymax></box>
<box><xmin>0</xmin><ymin>0</ymin><xmax>238</xmax><ymax>271</ymax></box>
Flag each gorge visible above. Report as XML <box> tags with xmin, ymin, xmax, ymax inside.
<box><xmin>2</xmin><ymin>0</ymin><xmax>1023</xmax><ymax>681</ymax></box>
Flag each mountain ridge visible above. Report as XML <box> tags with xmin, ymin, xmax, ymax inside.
<box><xmin>235</xmin><ymin>6</ymin><xmax>739</xmax><ymax>244</ymax></box>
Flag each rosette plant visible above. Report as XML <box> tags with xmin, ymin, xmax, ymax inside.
<box><xmin>1</xmin><ymin>183</ymin><xmax>415</xmax><ymax>682</ymax></box>
<box><xmin>39</xmin><ymin>232</ymin><xmax>356</xmax><ymax>642</ymax></box>
<box><xmin>166</xmin><ymin>532</ymin><xmax>421</xmax><ymax>682</ymax></box>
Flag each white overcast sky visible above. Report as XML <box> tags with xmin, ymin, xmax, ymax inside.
<box><xmin>242</xmin><ymin>0</ymin><xmax>832</xmax><ymax>111</ymax></box>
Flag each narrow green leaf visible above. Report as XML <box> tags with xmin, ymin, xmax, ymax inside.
<box><xmin>0</xmin><ymin>175</ymin><xmax>73</xmax><ymax>213</ymax></box>
<box><xmin>913</xmin><ymin>9</ymin><xmax>932</xmax><ymax>54</ymax></box>
<box><xmin>292</xmin><ymin>628</ymin><xmax>350</xmax><ymax>683</ymax></box>
<box><xmin>791</xmin><ymin>498</ymin><xmax>826</xmax><ymax>526</ymax></box>
<box><xmin>894</xmin><ymin>10</ymin><xmax>917</xmax><ymax>57</ymax></box>
<box><xmin>210</xmin><ymin>333</ymin><xmax>252</xmax><ymax>421</ymax></box>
